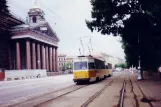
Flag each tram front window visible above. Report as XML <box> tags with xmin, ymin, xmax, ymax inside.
<box><xmin>74</xmin><ymin>61</ymin><xmax>88</xmax><ymax>70</ymax></box>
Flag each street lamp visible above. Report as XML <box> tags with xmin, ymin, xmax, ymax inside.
<box><xmin>137</xmin><ymin>33</ymin><xmax>142</xmax><ymax>80</ymax></box>
<box><xmin>137</xmin><ymin>55</ymin><xmax>142</xmax><ymax>80</ymax></box>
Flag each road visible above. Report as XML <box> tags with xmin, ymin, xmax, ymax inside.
<box><xmin>35</xmin><ymin>71</ymin><xmax>151</xmax><ymax>107</ymax></box>
<box><xmin>0</xmin><ymin>71</ymin><xmax>154</xmax><ymax>107</ymax></box>
<box><xmin>0</xmin><ymin>74</ymin><xmax>74</xmax><ymax>106</ymax></box>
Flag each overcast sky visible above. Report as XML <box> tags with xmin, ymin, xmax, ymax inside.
<box><xmin>7</xmin><ymin>0</ymin><xmax>125</xmax><ymax>59</ymax></box>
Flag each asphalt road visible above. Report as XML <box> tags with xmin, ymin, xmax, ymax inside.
<box><xmin>0</xmin><ymin>74</ymin><xmax>74</xmax><ymax>105</ymax></box>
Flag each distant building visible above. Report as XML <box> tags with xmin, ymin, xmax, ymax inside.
<box><xmin>100</xmin><ymin>53</ymin><xmax>125</xmax><ymax>68</ymax></box>
<box><xmin>66</xmin><ymin>57</ymin><xmax>74</xmax><ymax>64</ymax></box>
<box><xmin>58</xmin><ymin>53</ymin><xmax>124</xmax><ymax>70</ymax></box>
<box><xmin>58</xmin><ymin>54</ymin><xmax>74</xmax><ymax>70</ymax></box>
<box><xmin>58</xmin><ymin>54</ymin><xmax>67</xmax><ymax>69</ymax></box>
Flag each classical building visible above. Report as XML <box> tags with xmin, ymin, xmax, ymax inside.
<box><xmin>11</xmin><ymin>3</ymin><xmax>59</xmax><ymax>72</ymax></box>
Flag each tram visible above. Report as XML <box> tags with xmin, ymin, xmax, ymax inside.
<box><xmin>73</xmin><ymin>55</ymin><xmax>112</xmax><ymax>84</ymax></box>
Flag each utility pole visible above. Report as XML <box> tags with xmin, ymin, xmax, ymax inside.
<box><xmin>137</xmin><ymin>32</ymin><xmax>142</xmax><ymax>80</ymax></box>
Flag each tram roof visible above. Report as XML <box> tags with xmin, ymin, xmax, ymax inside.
<box><xmin>76</xmin><ymin>55</ymin><xmax>105</xmax><ymax>61</ymax></box>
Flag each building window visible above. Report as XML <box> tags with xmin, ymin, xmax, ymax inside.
<box><xmin>32</xmin><ymin>16</ymin><xmax>37</xmax><ymax>23</ymax></box>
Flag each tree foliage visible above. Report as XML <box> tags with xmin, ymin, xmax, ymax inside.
<box><xmin>61</xmin><ymin>62</ymin><xmax>73</xmax><ymax>71</ymax></box>
<box><xmin>86</xmin><ymin>0</ymin><xmax>161</xmax><ymax>72</ymax></box>
<box><xmin>115</xmin><ymin>63</ymin><xmax>127</xmax><ymax>68</ymax></box>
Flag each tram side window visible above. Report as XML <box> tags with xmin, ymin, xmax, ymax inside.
<box><xmin>94</xmin><ymin>59</ymin><xmax>99</xmax><ymax>69</ymax></box>
<box><xmin>105</xmin><ymin>65</ymin><xmax>108</xmax><ymax>69</ymax></box>
<box><xmin>100</xmin><ymin>62</ymin><xmax>105</xmax><ymax>69</ymax></box>
<box><xmin>88</xmin><ymin>63</ymin><xmax>95</xmax><ymax>69</ymax></box>
<box><xmin>94</xmin><ymin>59</ymin><xmax>105</xmax><ymax>69</ymax></box>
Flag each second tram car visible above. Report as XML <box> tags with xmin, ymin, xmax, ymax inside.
<box><xmin>73</xmin><ymin>55</ymin><xmax>112</xmax><ymax>84</ymax></box>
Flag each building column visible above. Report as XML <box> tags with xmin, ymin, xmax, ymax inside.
<box><xmin>52</xmin><ymin>47</ymin><xmax>55</xmax><ymax>71</ymax></box>
<box><xmin>8</xmin><ymin>44</ymin><xmax>12</xmax><ymax>70</ymax></box>
<box><xmin>26</xmin><ymin>39</ymin><xmax>31</xmax><ymax>69</ymax></box>
<box><xmin>45</xmin><ymin>45</ymin><xmax>49</xmax><ymax>71</ymax></box>
<box><xmin>55</xmin><ymin>47</ymin><xmax>58</xmax><ymax>72</ymax></box>
<box><xmin>16</xmin><ymin>41</ymin><xmax>21</xmax><ymax>70</ymax></box>
<box><xmin>49</xmin><ymin>47</ymin><xmax>53</xmax><ymax>71</ymax></box>
<box><xmin>41</xmin><ymin>44</ymin><xmax>45</xmax><ymax>69</ymax></box>
<box><xmin>37</xmin><ymin>43</ymin><xmax>41</xmax><ymax>69</ymax></box>
<box><xmin>32</xmin><ymin>41</ymin><xmax>36</xmax><ymax>69</ymax></box>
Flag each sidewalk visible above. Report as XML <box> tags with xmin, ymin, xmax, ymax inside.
<box><xmin>137</xmin><ymin>73</ymin><xmax>161</xmax><ymax>107</ymax></box>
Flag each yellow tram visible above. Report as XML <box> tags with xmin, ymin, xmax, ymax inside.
<box><xmin>73</xmin><ymin>55</ymin><xmax>112</xmax><ymax>84</ymax></box>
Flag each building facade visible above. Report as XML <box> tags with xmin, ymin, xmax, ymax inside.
<box><xmin>10</xmin><ymin>3</ymin><xmax>59</xmax><ymax>72</ymax></box>
<box><xmin>58</xmin><ymin>54</ymin><xmax>67</xmax><ymax>69</ymax></box>
<box><xmin>58</xmin><ymin>54</ymin><xmax>74</xmax><ymax>70</ymax></box>
<box><xmin>100</xmin><ymin>53</ymin><xmax>125</xmax><ymax>68</ymax></box>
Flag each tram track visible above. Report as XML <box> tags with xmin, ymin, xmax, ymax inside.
<box><xmin>35</xmin><ymin>84</ymin><xmax>88</xmax><ymax>107</ymax></box>
<box><xmin>129</xmin><ymin>79</ymin><xmax>139</xmax><ymax>107</ymax></box>
<box><xmin>34</xmin><ymin>79</ymin><xmax>114</xmax><ymax>107</ymax></box>
<box><xmin>117</xmin><ymin>74</ymin><xmax>154</xmax><ymax>107</ymax></box>
<box><xmin>116</xmin><ymin>72</ymin><xmax>128</xmax><ymax>107</ymax></box>
<box><xmin>80</xmin><ymin>80</ymin><xmax>113</xmax><ymax>107</ymax></box>
<box><xmin>118</xmin><ymin>79</ymin><xmax>126</xmax><ymax>107</ymax></box>
<box><xmin>117</xmin><ymin>77</ymin><xmax>140</xmax><ymax>107</ymax></box>
<box><xmin>10</xmin><ymin>73</ymin><xmax>120</xmax><ymax>107</ymax></box>
<box><xmin>4</xmin><ymin>84</ymin><xmax>87</xmax><ymax>107</ymax></box>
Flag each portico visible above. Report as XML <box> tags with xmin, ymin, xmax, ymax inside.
<box><xmin>10</xmin><ymin>2</ymin><xmax>59</xmax><ymax>72</ymax></box>
<box><xmin>13</xmin><ymin>39</ymin><xmax>58</xmax><ymax>71</ymax></box>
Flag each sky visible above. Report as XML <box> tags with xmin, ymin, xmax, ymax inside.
<box><xmin>7</xmin><ymin>0</ymin><xmax>125</xmax><ymax>59</ymax></box>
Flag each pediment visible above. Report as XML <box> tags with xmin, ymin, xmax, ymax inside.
<box><xmin>30</xmin><ymin>22</ymin><xmax>60</xmax><ymax>42</ymax></box>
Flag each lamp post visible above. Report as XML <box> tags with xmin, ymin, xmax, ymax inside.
<box><xmin>137</xmin><ymin>56</ymin><xmax>142</xmax><ymax>80</ymax></box>
<box><xmin>137</xmin><ymin>33</ymin><xmax>142</xmax><ymax>80</ymax></box>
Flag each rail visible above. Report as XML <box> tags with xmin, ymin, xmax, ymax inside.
<box><xmin>119</xmin><ymin>79</ymin><xmax>126</xmax><ymax>107</ymax></box>
<box><xmin>81</xmin><ymin>80</ymin><xmax>113</xmax><ymax>107</ymax></box>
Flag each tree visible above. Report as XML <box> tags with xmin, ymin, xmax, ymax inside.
<box><xmin>115</xmin><ymin>63</ymin><xmax>127</xmax><ymax>68</ymax></box>
<box><xmin>66</xmin><ymin>62</ymin><xmax>73</xmax><ymax>70</ymax></box>
<box><xmin>61</xmin><ymin>62</ymin><xmax>73</xmax><ymax>72</ymax></box>
<box><xmin>86</xmin><ymin>0</ymin><xmax>161</xmax><ymax>79</ymax></box>
<box><xmin>115</xmin><ymin>64</ymin><xmax>118</xmax><ymax>68</ymax></box>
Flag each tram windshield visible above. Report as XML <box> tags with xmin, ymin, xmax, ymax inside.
<box><xmin>74</xmin><ymin>61</ymin><xmax>88</xmax><ymax>70</ymax></box>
